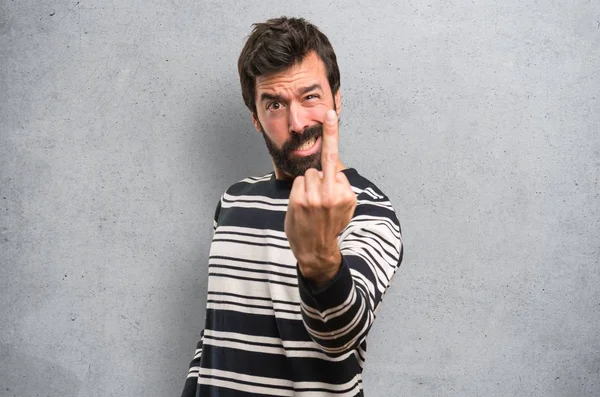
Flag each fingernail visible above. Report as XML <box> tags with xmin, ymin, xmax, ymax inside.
<box><xmin>325</xmin><ymin>110</ymin><xmax>336</xmax><ymax>123</ymax></box>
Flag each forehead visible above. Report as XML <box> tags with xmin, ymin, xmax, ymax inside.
<box><xmin>255</xmin><ymin>52</ymin><xmax>329</xmax><ymax>95</ymax></box>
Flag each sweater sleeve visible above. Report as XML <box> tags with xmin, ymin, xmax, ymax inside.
<box><xmin>180</xmin><ymin>196</ymin><xmax>223</xmax><ymax>397</ymax></box>
<box><xmin>297</xmin><ymin>189</ymin><xmax>403</xmax><ymax>357</ymax></box>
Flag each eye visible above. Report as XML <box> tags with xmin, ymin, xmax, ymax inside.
<box><xmin>267</xmin><ymin>102</ymin><xmax>283</xmax><ymax>111</ymax></box>
<box><xmin>305</xmin><ymin>94</ymin><xmax>319</xmax><ymax>101</ymax></box>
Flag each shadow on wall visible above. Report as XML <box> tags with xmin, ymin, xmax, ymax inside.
<box><xmin>0</xmin><ymin>344</ymin><xmax>81</xmax><ymax>397</ymax></box>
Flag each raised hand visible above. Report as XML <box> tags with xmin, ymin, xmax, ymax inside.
<box><xmin>284</xmin><ymin>110</ymin><xmax>357</xmax><ymax>286</ymax></box>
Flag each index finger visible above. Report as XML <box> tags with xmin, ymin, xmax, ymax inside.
<box><xmin>321</xmin><ymin>109</ymin><xmax>339</xmax><ymax>184</ymax></box>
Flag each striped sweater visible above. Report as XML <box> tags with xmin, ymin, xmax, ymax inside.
<box><xmin>181</xmin><ymin>168</ymin><xmax>403</xmax><ymax>397</ymax></box>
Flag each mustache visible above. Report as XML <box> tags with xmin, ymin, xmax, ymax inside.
<box><xmin>282</xmin><ymin>124</ymin><xmax>323</xmax><ymax>153</ymax></box>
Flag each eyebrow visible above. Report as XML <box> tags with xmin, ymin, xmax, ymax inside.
<box><xmin>260</xmin><ymin>92</ymin><xmax>285</xmax><ymax>103</ymax></box>
<box><xmin>259</xmin><ymin>84</ymin><xmax>323</xmax><ymax>103</ymax></box>
<box><xmin>298</xmin><ymin>84</ymin><xmax>322</xmax><ymax>96</ymax></box>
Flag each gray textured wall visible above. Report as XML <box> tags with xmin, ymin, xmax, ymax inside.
<box><xmin>1</xmin><ymin>1</ymin><xmax>599</xmax><ymax>396</ymax></box>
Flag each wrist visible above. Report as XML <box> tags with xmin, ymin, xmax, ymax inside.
<box><xmin>298</xmin><ymin>250</ymin><xmax>342</xmax><ymax>288</ymax></box>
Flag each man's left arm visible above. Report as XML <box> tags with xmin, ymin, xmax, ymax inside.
<box><xmin>296</xmin><ymin>192</ymin><xmax>403</xmax><ymax>357</ymax></box>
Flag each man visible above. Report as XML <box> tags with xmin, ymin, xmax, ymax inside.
<box><xmin>181</xmin><ymin>17</ymin><xmax>403</xmax><ymax>397</ymax></box>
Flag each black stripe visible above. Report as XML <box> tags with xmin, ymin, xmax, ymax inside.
<box><xmin>209</xmin><ymin>291</ymin><xmax>297</xmax><ymax>305</ymax></box>
<box><xmin>210</xmin><ymin>254</ymin><xmax>295</xmax><ymax>270</ymax></box>
<box><xmin>215</xmin><ymin>229</ymin><xmax>289</xmax><ymax>242</ymax></box>
<box><xmin>204</xmin><ymin>309</ymin><xmax>311</xmax><ymax>341</ymax></box>
<box><xmin>345</xmin><ymin>247</ymin><xmax>390</xmax><ymax>290</ymax></box>
<box><xmin>346</xmin><ymin>228</ymin><xmax>399</xmax><ymax>257</ymax></box>
<box><xmin>344</xmin><ymin>236</ymin><xmax>398</xmax><ymax>270</ymax></box>
<box><xmin>222</xmin><ymin>195</ymin><xmax>288</xmax><ymax>207</ymax></box>
<box><xmin>213</xmin><ymin>238</ymin><xmax>290</xmax><ymax>250</ymax></box>
<box><xmin>200</xmin><ymin>344</ymin><xmax>363</xmax><ymax>385</ymax></box>
<box><xmin>184</xmin><ymin>168</ymin><xmax>398</xmax><ymax>397</ymax></box>
<box><xmin>200</xmin><ymin>371</ymin><xmax>362</xmax><ymax>394</ymax></box>
<box><xmin>199</xmin><ymin>373</ymin><xmax>294</xmax><ymax>391</ymax></box>
<box><xmin>206</xmin><ymin>299</ymin><xmax>300</xmax><ymax>315</ymax></box>
<box><xmin>217</xmin><ymin>207</ymin><xmax>287</xmax><ymax>231</ymax></box>
<box><xmin>209</xmin><ymin>264</ymin><xmax>297</xmax><ymax>280</ymax></box>
<box><xmin>209</xmin><ymin>273</ymin><xmax>298</xmax><ymax>288</ymax></box>
<box><xmin>348</xmin><ymin>217</ymin><xmax>401</xmax><ymax>237</ymax></box>
<box><xmin>204</xmin><ymin>334</ymin><xmax>322</xmax><ymax>353</ymax></box>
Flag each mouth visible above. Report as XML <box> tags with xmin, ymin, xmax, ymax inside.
<box><xmin>292</xmin><ymin>136</ymin><xmax>321</xmax><ymax>157</ymax></box>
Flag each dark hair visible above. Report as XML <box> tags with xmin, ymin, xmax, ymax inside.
<box><xmin>237</xmin><ymin>16</ymin><xmax>341</xmax><ymax>114</ymax></box>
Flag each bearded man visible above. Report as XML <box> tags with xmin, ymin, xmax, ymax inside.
<box><xmin>181</xmin><ymin>16</ymin><xmax>403</xmax><ymax>397</ymax></box>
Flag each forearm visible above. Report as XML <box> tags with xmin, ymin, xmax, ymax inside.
<box><xmin>297</xmin><ymin>255</ymin><xmax>374</xmax><ymax>357</ymax></box>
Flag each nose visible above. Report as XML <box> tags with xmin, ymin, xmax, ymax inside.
<box><xmin>288</xmin><ymin>102</ymin><xmax>310</xmax><ymax>134</ymax></box>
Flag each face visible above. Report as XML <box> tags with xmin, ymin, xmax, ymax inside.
<box><xmin>252</xmin><ymin>51</ymin><xmax>342</xmax><ymax>180</ymax></box>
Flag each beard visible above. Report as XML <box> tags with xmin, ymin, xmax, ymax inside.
<box><xmin>260</xmin><ymin>123</ymin><xmax>324</xmax><ymax>178</ymax></box>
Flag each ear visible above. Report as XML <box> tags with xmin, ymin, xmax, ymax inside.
<box><xmin>251</xmin><ymin>112</ymin><xmax>262</xmax><ymax>133</ymax></box>
<box><xmin>334</xmin><ymin>89</ymin><xmax>342</xmax><ymax>116</ymax></box>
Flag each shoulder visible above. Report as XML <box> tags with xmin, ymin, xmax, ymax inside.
<box><xmin>212</xmin><ymin>171</ymin><xmax>275</xmax><ymax>219</ymax></box>
<box><xmin>344</xmin><ymin>168</ymin><xmax>391</xmax><ymax>203</ymax></box>
<box><xmin>345</xmin><ymin>168</ymin><xmax>402</xmax><ymax>229</ymax></box>
<box><xmin>221</xmin><ymin>171</ymin><xmax>275</xmax><ymax>197</ymax></box>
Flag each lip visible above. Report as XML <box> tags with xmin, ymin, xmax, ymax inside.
<box><xmin>292</xmin><ymin>136</ymin><xmax>321</xmax><ymax>157</ymax></box>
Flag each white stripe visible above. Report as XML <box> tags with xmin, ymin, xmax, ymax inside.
<box><xmin>221</xmin><ymin>200</ymin><xmax>288</xmax><ymax>212</ymax></box>
<box><xmin>341</xmin><ymin>240</ymin><xmax>397</xmax><ymax>283</ymax></box>
<box><xmin>209</xmin><ymin>240</ymin><xmax>297</xmax><ymax>272</ymax></box>
<box><xmin>349</xmin><ymin>269</ymin><xmax>376</xmax><ymax>309</ymax></box>
<box><xmin>204</xmin><ymin>333</ymin><xmax>287</xmax><ymax>356</ymax></box>
<box><xmin>301</xmin><ymin>287</ymin><xmax>357</xmax><ymax>322</ymax></box>
<box><xmin>206</xmin><ymin>302</ymin><xmax>302</xmax><ymax>321</ymax></box>
<box><xmin>217</xmin><ymin>225</ymin><xmax>288</xmax><ymax>239</ymax></box>
<box><xmin>295</xmin><ymin>374</ymin><xmax>363</xmax><ymax>394</ymax></box>
<box><xmin>208</xmin><ymin>276</ymin><xmax>300</xmax><ymax>303</ymax></box>
<box><xmin>304</xmin><ymin>295</ymin><xmax>366</xmax><ymax>341</ymax></box>
<box><xmin>312</xmin><ymin>312</ymin><xmax>372</xmax><ymax>355</ymax></box>
<box><xmin>214</xmin><ymin>232</ymin><xmax>290</xmax><ymax>250</ymax></box>
<box><xmin>346</xmin><ymin>228</ymin><xmax>400</xmax><ymax>262</ymax></box>
<box><xmin>199</xmin><ymin>368</ymin><xmax>363</xmax><ymax>396</ymax></box>
<box><xmin>350</xmin><ymin>186</ymin><xmax>368</xmax><ymax>196</ymax></box>
<box><xmin>206</xmin><ymin>329</ymin><xmax>311</xmax><ymax>350</ymax></box>
<box><xmin>350</xmin><ymin>185</ymin><xmax>384</xmax><ymax>199</ymax></box>
<box><xmin>356</xmin><ymin>199</ymin><xmax>394</xmax><ymax>211</ymax></box>
<box><xmin>203</xmin><ymin>332</ymin><xmax>354</xmax><ymax>362</ymax></box>
<box><xmin>187</xmin><ymin>366</ymin><xmax>199</xmax><ymax>377</ymax></box>
<box><xmin>341</xmin><ymin>249</ymin><xmax>387</xmax><ymax>293</ymax></box>
<box><xmin>210</xmin><ymin>254</ymin><xmax>297</xmax><ymax>277</ymax></box>
<box><xmin>207</xmin><ymin>293</ymin><xmax>301</xmax><ymax>313</ymax></box>
<box><xmin>208</xmin><ymin>264</ymin><xmax>298</xmax><ymax>286</ymax></box>
<box><xmin>359</xmin><ymin>187</ymin><xmax>379</xmax><ymax>200</ymax></box>
<box><xmin>343</xmin><ymin>215</ymin><xmax>401</xmax><ymax>236</ymax></box>
<box><xmin>199</xmin><ymin>376</ymin><xmax>294</xmax><ymax>396</ymax></box>
<box><xmin>223</xmin><ymin>192</ymin><xmax>289</xmax><ymax>206</ymax></box>
<box><xmin>354</xmin><ymin>348</ymin><xmax>365</xmax><ymax>368</ymax></box>
<box><xmin>365</xmin><ymin>187</ymin><xmax>384</xmax><ymax>199</ymax></box>
<box><xmin>238</xmin><ymin>173</ymin><xmax>273</xmax><ymax>184</ymax></box>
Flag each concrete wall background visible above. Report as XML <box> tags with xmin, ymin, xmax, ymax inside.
<box><xmin>1</xmin><ymin>1</ymin><xmax>599</xmax><ymax>396</ymax></box>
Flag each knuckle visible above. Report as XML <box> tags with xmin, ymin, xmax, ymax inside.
<box><xmin>321</xmin><ymin>195</ymin><xmax>334</xmax><ymax>208</ymax></box>
<box><xmin>306</xmin><ymin>196</ymin><xmax>320</xmax><ymax>208</ymax></box>
<box><xmin>342</xmin><ymin>190</ymin><xmax>355</xmax><ymax>204</ymax></box>
<box><xmin>345</xmin><ymin>190</ymin><xmax>355</xmax><ymax>204</ymax></box>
